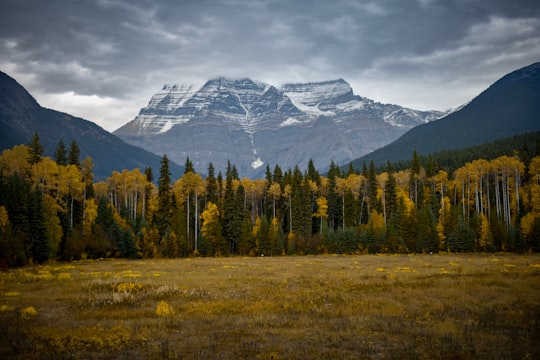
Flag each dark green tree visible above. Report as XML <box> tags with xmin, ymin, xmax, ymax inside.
<box><xmin>367</xmin><ymin>161</ymin><xmax>380</xmax><ymax>214</ymax></box>
<box><xmin>327</xmin><ymin>161</ymin><xmax>341</xmax><ymax>231</ymax></box>
<box><xmin>54</xmin><ymin>139</ymin><xmax>67</xmax><ymax>165</ymax></box>
<box><xmin>28</xmin><ymin>132</ymin><xmax>44</xmax><ymax>165</ymax></box>
<box><xmin>205</xmin><ymin>162</ymin><xmax>218</xmax><ymax>206</ymax></box>
<box><xmin>155</xmin><ymin>154</ymin><xmax>172</xmax><ymax>238</ymax></box>
<box><xmin>28</xmin><ymin>190</ymin><xmax>50</xmax><ymax>263</ymax></box>
<box><xmin>385</xmin><ymin>162</ymin><xmax>398</xmax><ymax>221</ymax></box>
<box><xmin>222</xmin><ymin>161</ymin><xmax>242</xmax><ymax>254</ymax></box>
<box><xmin>68</xmin><ymin>140</ymin><xmax>81</xmax><ymax>168</ymax></box>
<box><xmin>409</xmin><ymin>150</ymin><xmax>422</xmax><ymax>207</ymax></box>
<box><xmin>184</xmin><ymin>157</ymin><xmax>194</xmax><ymax>174</ymax></box>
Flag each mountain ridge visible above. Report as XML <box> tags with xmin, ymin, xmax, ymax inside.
<box><xmin>115</xmin><ymin>77</ymin><xmax>444</xmax><ymax>177</ymax></box>
<box><xmin>348</xmin><ymin>61</ymin><xmax>540</xmax><ymax>168</ymax></box>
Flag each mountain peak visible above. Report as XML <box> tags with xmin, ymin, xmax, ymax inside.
<box><xmin>115</xmin><ymin>76</ymin><xmax>441</xmax><ymax>177</ymax></box>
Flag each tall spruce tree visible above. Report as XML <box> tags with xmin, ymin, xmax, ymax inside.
<box><xmin>156</xmin><ymin>154</ymin><xmax>172</xmax><ymax>238</ymax></box>
<box><xmin>68</xmin><ymin>140</ymin><xmax>81</xmax><ymax>168</ymax></box>
<box><xmin>223</xmin><ymin>161</ymin><xmax>242</xmax><ymax>254</ymax></box>
<box><xmin>28</xmin><ymin>132</ymin><xmax>44</xmax><ymax>165</ymax></box>
<box><xmin>54</xmin><ymin>139</ymin><xmax>67</xmax><ymax>166</ymax></box>
<box><xmin>29</xmin><ymin>190</ymin><xmax>50</xmax><ymax>263</ymax></box>
<box><xmin>206</xmin><ymin>162</ymin><xmax>218</xmax><ymax>206</ymax></box>
<box><xmin>184</xmin><ymin>157</ymin><xmax>194</xmax><ymax>174</ymax></box>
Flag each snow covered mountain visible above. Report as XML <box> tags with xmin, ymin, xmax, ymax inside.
<box><xmin>114</xmin><ymin>78</ymin><xmax>444</xmax><ymax>177</ymax></box>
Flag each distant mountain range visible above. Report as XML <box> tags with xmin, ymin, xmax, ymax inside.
<box><xmin>350</xmin><ymin>62</ymin><xmax>540</xmax><ymax>168</ymax></box>
<box><xmin>0</xmin><ymin>71</ymin><xmax>184</xmax><ymax>180</ymax></box>
<box><xmin>2</xmin><ymin>62</ymin><xmax>538</xmax><ymax>181</ymax></box>
<box><xmin>114</xmin><ymin>78</ymin><xmax>445</xmax><ymax>177</ymax></box>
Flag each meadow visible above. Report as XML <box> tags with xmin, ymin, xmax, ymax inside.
<box><xmin>1</xmin><ymin>254</ymin><xmax>539</xmax><ymax>359</ymax></box>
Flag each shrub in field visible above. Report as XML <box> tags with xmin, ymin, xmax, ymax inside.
<box><xmin>156</xmin><ymin>300</ymin><xmax>173</xmax><ymax>317</ymax></box>
<box><xmin>19</xmin><ymin>306</ymin><xmax>38</xmax><ymax>320</ymax></box>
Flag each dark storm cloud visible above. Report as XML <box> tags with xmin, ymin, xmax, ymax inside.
<box><xmin>1</xmin><ymin>0</ymin><xmax>539</xmax><ymax>130</ymax></box>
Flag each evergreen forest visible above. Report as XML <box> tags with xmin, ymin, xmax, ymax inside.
<box><xmin>1</xmin><ymin>132</ymin><xmax>540</xmax><ymax>267</ymax></box>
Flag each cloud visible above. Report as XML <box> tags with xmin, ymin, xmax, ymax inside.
<box><xmin>1</xmin><ymin>0</ymin><xmax>539</xmax><ymax>131</ymax></box>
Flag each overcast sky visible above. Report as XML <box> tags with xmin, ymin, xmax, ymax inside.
<box><xmin>1</xmin><ymin>0</ymin><xmax>539</xmax><ymax>132</ymax></box>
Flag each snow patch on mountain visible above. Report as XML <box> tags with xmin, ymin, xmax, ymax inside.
<box><xmin>280</xmin><ymin>117</ymin><xmax>302</xmax><ymax>127</ymax></box>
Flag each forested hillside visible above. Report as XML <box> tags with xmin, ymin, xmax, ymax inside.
<box><xmin>385</xmin><ymin>131</ymin><xmax>540</xmax><ymax>174</ymax></box>
<box><xmin>352</xmin><ymin>62</ymin><xmax>540</xmax><ymax>166</ymax></box>
<box><xmin>1</xmin><ymin>133</ymin><xmax>540</xmax><ymax>267</ymax></box>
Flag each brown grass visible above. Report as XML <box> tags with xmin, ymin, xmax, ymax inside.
<box><xmin>1</xmin><ymin>254</ymin><xmax>539</xmax><ymax>359</ymax></box>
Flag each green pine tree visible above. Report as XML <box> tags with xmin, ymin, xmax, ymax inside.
<box><xmin>54</xmin><ymin>139</ymin><xmax>67</xmax><ymax>166</ymax></box>
<box><xmin>155</xmin><ymin>154</ymin><xmax>172</xmax><ymax>238</ymax></box>
<box><xmin>28</xmin><ymin>132</ymin><xmax>44</xmax><ymax>165</ymax></box>
<box><xmin>68</xmin><ymin>140</ymin><xmax>81</xmax><ymax>168</ymax></box>
<box><xmin>29</xmin><ymin>190</ymin><xmax>50</xmax><ymax>263</ymax></box>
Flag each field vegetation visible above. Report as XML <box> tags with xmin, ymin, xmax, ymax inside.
<box><xmin>1</xmin><ymin>254</ymin><xmax>539</xmax><ymax>359</ymax></box>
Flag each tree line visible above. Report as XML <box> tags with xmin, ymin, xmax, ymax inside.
<box><xmin>1</xmin><ymin>133</ymin><xmax>539</xmax><ymax>267</ymax></box>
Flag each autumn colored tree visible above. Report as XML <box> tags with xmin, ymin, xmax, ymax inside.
<box><xmin>200</xmin><ymin>202</ymin><xmax>224</xmax><ymax>256</ymax></box>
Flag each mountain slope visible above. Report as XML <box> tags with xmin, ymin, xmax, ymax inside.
<box><xmin>0</xmin><ymin>71</ymin><xmax>184</xmax><ymax>179</ymax></box>
<box><xmin>115</xmin><ymin>78</ymin><xmax>444</xmax><ymax>177</ymax></box>
<box><xmin>350</xmin><ymin>62</ymin><xmax>540</xmax><ymax>167</ymax></box>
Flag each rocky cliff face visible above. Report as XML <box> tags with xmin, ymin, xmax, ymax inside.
<box><xmin>114</xmin><ymin>77</ymin><xmax>444</xmax><ymax>177</ymax></box>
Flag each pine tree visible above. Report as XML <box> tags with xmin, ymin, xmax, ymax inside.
<box><xmin>155</xmin><ymin>154</ymin><xmax>172</xmax><ymax>238</ymax></box>
<box><xmin>306</xmin><ymin>159</ymin><xmax>320</xmax><ymax>184</ymax></box>
<box><xmin>28</xmin><ymin>132</ymin><xmax>44</xmax><ymax>165</ymax></box>
<box><xmin>29</xmin><ymin>190</ymin><xmax>50</xmax><ymax>263</ymax></box>
<box><xmin>54</xmin><ymin>139</ymin><xmax>67</xmax><ymax>166</ymax></box>
<box><xmin>184</xmin><ymin>157</ymin><xmax>194</xmax><ymax>174</ymax></box>
<box><xmin>367</xmin><ymin>161</ymin><xmax>379</xmax><ymax>214</ymax></box>
<box><xmin>327</xmin><ymin>161</ymin><xmax>341</xmax><ymax>231</ymax></box>
<box><xmin>409</xmin><ymin>150</ymin><xmax>421</xmax><ymax>206</ymax></box>
<box><xmin>222</xmin><ymin>161</ymin><xmax>241</xmax><ymax>254</ymax></box>
<box><xmin>206</xmin><ymin>163</ymin><xmax>218</xmax><ymax>206</ymax></box>
<box><xmin>68</xmin><ymin>140</ymin><xmax>81</xmax><ymax>168</ymax></box>
<box><xmin>385</xmin><ymin>163</ymin><xmax>398</xmax><ymax>221</ymax></box>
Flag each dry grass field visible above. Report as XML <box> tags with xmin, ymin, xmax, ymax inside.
<box><xmin>1</xmin><ymin>254</ymin><xmax>539</xmax><ymax>359</ymax></box>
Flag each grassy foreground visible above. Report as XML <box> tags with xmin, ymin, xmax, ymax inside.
<box><xmin>1</xmin><ymin>254</ymin><xmax>539</xmax><ymax>359</ymax></box>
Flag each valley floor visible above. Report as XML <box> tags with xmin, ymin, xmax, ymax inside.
<box><xmin>1</xmin><ymin>253</ymin><xmax>539</xmax><ymax>359</ymax></box>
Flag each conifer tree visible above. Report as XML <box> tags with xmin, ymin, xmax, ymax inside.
<box><xmin>222</xmin><ymin>161</ymin><xmax>242</xmax><ymax>254</ymax></box>
<box><xmin>54</xmin><ymin>139</ymin><xmax>67</xmax><ymax>166</ymax></box>
<box><xmin>367</xmin><ymin>161</ymin><xmax>379</xmax><ymax>214</ymax></box>
<box><xmin>184</xmin><ymin>157</ymin><xmax>194</xmax><ymax>174</ymax></box>
<box><xmin>29</xmin><ymin>190</ymin><xmax>50</xmax><ymax>263</ymax></box>
<box><xmin>206</xmin><ymin>162</ymin><xmax>218</xmax><ymax>206</ymax></box>
<box><xmin>68</xmin><ymin>140</ymin><xmax>81</xmax><ymax>168</ymax></box>
<box><xmin>28</xmin><ymin>132</ymin><xmax>44</xmax><ymax>165</ymax></box>
<box><xmin>385</xmin><ymin>162</ymin><xmax>398</xmax><ymax>221</ymax></box>
<box><xmin>156</xmin><ymin>154</ymin><xmax>172</xmax><ymax>238</ymax></box>
<box><xmin>409</xmin><ymin>150</ymin><xmax>421</xmax><ymax>206</ymax></box>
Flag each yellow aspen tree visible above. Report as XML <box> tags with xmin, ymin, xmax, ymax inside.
<box><xmin>267</xmin><ymin>182</ymin><xmax>281</xmax><ymax>219</ymax></box>
<box><xmin>0</xmin><ymin>145</ymin><xmax>31</xmax><ymax>176</ymax></box>
<box><xmin>312</xmin><ymin>196</ymin><xmax>328</xmax><ymax>234</ymax></box>
<box><xmin>42</xmin><ymin>194</ymin><xmax>63</xmax><ymax>258</ymax></box>
<box><xmin>31</xmin><ymin>157</ymin><xmax>59</xmax><ymax>195</ymax></box>
<box><xmin>93</xmin><ymin>182</ymin><xmax>108</xmax><ymax>199</ymax></box>
<box><xmin>200</xmin><ymin>202</ymin><xmax>223</xmax><ymax>256</ymax></box>
<box><xmin>478</xmin><ymin>212</ymin><xmax>492</xmax><ymax>250</ymax></box>
<box><xmin>58</xmin><ymin>164</ymin><xmax>85</xmax><ymax>228</ymax></box>
<box><xmin>83</xmin><ymin>198</ymin><xmax>98</xmax><ymax>236</ymax></box>
<box><xmin>376</xmin><ymin>173</ymin><xmax>388</xmax><ymax>225</ymax></box>
<box><xmin>369</xmin><ymin>209</ymin><xmax>385</xmax><ymax>239</ymax></box>
<box><xmin>437</xmin><ymin>195</ymin><xmax>451</xmax><ymax>251</ymax></box>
